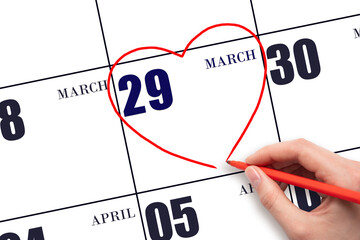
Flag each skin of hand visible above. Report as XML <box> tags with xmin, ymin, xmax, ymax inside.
<box><xmin>244</xmin><ymin>139</ymin><xmax>360</xmax><ymax>240</ymax></box>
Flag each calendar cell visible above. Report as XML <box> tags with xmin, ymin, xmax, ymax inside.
<box><xmin>109</xmin><ymin>36</ymin><xmax>278</xmax><ymax>191</ymax></box>
<box><xmin>261</xmin><ymin>16</ymin><xmax>360</xmax><ymax>152</ymax></box>
<box><xmin>0</xmin><ymin>1</ymin><xmax>108</xmax><ymax>87</ymax></box>
<box><xmin>138</xmin><ymin>173</ymin><xmax>287</xmax><ymax>239</ymax></box>
<box><xmin>2</xmin><ymin>1</ymin><xmax>360</xmax><ymax>239</ymax></box>
<box><xmin>0</xmin><ymin>196</ymin><xmax>144</xmax><ymax>240</ymax></box>
<box><xmin>252</xmin><ymin>0</ymin><xmax>360</xmax><ymax>34</ymax></box>
<box><xmin>0</xmin><ymin>69</ymin><xmax>134</xmax><ymax>220</ymax></box>
<box><xmin>97</xmin><ymin>0</ymin><xmax>258</xmax><ymax>63</ymax></box>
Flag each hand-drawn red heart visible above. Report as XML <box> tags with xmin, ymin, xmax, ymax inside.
<box><xmin>107</xmin><ymin>23</ymin><xmax>267</xmax><ymax>169</ymax></box>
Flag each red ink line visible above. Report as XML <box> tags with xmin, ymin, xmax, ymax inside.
<box><xmin>107</xmin><ymin>23</ymin><xmax>267</xmax><ymax>169</ymax></box>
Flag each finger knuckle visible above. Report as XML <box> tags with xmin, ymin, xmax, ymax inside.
<box><xmin>293</xmin><ymin>138</ymin><xmax>311</xmax><ymax>149</ymax></box>
<box><xmin>291</xmin><ymin>138</ymin><xmax>311</xmax><ymax>158</ymax></box>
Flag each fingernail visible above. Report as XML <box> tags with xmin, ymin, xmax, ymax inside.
<box><xmin>245</xmin><ymin>167</ymin><xmax>261</xmax><ymax>188</ymax></box>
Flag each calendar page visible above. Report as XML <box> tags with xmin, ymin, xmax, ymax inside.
<box><xmin>1</xmin><ymin>1</ymin><xmax>359</xmax><ymax>239</ymax></box>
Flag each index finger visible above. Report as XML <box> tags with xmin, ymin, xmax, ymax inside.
<box><xmin>245</xmin><ymin>139</ymin><xmax>343</xmax><ymax>182</ymax></box>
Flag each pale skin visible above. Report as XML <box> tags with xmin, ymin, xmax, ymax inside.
<box><xmin>244</xmin><ymin>139</ymin><xmax>360</xmax><ymax>240</ymax></box>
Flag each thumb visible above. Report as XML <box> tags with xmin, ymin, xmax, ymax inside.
<box><xmin>245</xmin><ymin>166</ymin><xmax>305</xmax><ymax>232</ymax></box>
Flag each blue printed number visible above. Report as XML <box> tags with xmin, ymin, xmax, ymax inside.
<box><xmin>119</xmin><ymin>69</ymin><xmax>173</xmax><ymax>117</ymax></box>
<box><xmin>294</xmin><ymin>186</ymin><xmax>321</xmax><ymax>212</ymax></box>
<box><xmin>0</xmin><ymin>99</ymin><xmax>25</xmax><ymax>141</ymax></box>
<box><xmin>145</xmin><ymin>69</ymin><xmax>173</xmax><ymax>111</ymax></box>
<box><xmin>0</xmin><ymin>227</ymin><xmax>44</xmax><ymax>240</ymax></box>
<box><xmin>146</xmin><ymin>196</ymin><xmax>199</xmax><ymax>240</ymax></box>
<box><xmin>267</xmin><ymin>38</ymin><xmax>321</xmax><ymax>85</ymax></box>
<box><xmin>118</xmin><ymin>74</ymin><xmax>146</xmax><ymax>116</ymax></box>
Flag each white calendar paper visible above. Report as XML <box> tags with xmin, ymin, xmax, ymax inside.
<box><xmin>1</xmin><ymin>1</ymin><xmax>359</xmax><ymax>239</ymax></box>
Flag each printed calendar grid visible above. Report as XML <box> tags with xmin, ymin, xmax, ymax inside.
<box><xmin>0</xmin><ymin>170</ymin><xmax>243</xmax><ymax>223</ymax></box>
<box><xmin>1</xmin><ymin>12</ymin><xmax>359</xmax><ymax>91</ymax></box>
<box><xmin>0</xmin><ymin>1</ymin><xmax>359</xmax><ymax>239</ymax></box>
<box><xmin>249</xmin><ymin>0</ymin><xmax>293</xmax><ymax>205</ymax></box>
<box><xmin>0</xmin><ymin>0</ymin><xmax>358</xmax><ymax>212</ymax></box>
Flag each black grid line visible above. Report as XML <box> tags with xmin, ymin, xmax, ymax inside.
<box><xmin>0</xmin><ymin>35</ymin><xmax>254</xmax><ymax>90</ymax></box>
<box><xmin>335</xmin><ymin>146</ymin><xmax>360</xmax><ymax>154</ymax></box>
<box><xmin>2</xmin><ymin>136</ymin><xmax>359</xmax><ymax>223</ymax></box>
<box><xmin>258</xmin><ymin>13</ymin><xmax>360</xmax><ymax>38</ymax></box>
<box><xmin>0</xmin><ymin>193</ymin><xmax>135</xmax><ymax>224</ymax></box>
<box><xmin>137</xmin><ymin>170</ymin><xmax>244</xmax><ymax>195</ymax></box>
<box><xmin>249</xmin><ymin>0</ymin><xmax>291</xmax><ymax>201</ymax></box>
<box><xmin>250</xmin><ymin>0</ymin><xmax>281</xmax><ymax>142</ymax></box>
<box><xmin>0</xmin><ymin>170</ymin><xmax>244</xmax><ymax>223</ymax></box>
<box><xmin>94</xmin><ymin>1</ymin><xmax>147</xmax><ymax>239</ymax></box>
<box><xmin>1</xmin><ymin>12</ymin><xmax>359</xmax><ymax>91</ymax></box>
<box><xmin>1</xmin><ymin>2</ymin><xmax>360</xmax><ymax>231</ymax></box>
<box><xmin>0</xmin><ymin>65</ymin><xmax>110</xmax><ymax>90</ymax></box>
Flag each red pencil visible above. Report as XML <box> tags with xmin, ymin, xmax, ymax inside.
<box><xmin>227</xmin><ymin>160</ymin><xmax>360</xmax><ymax>204</ymax></box>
